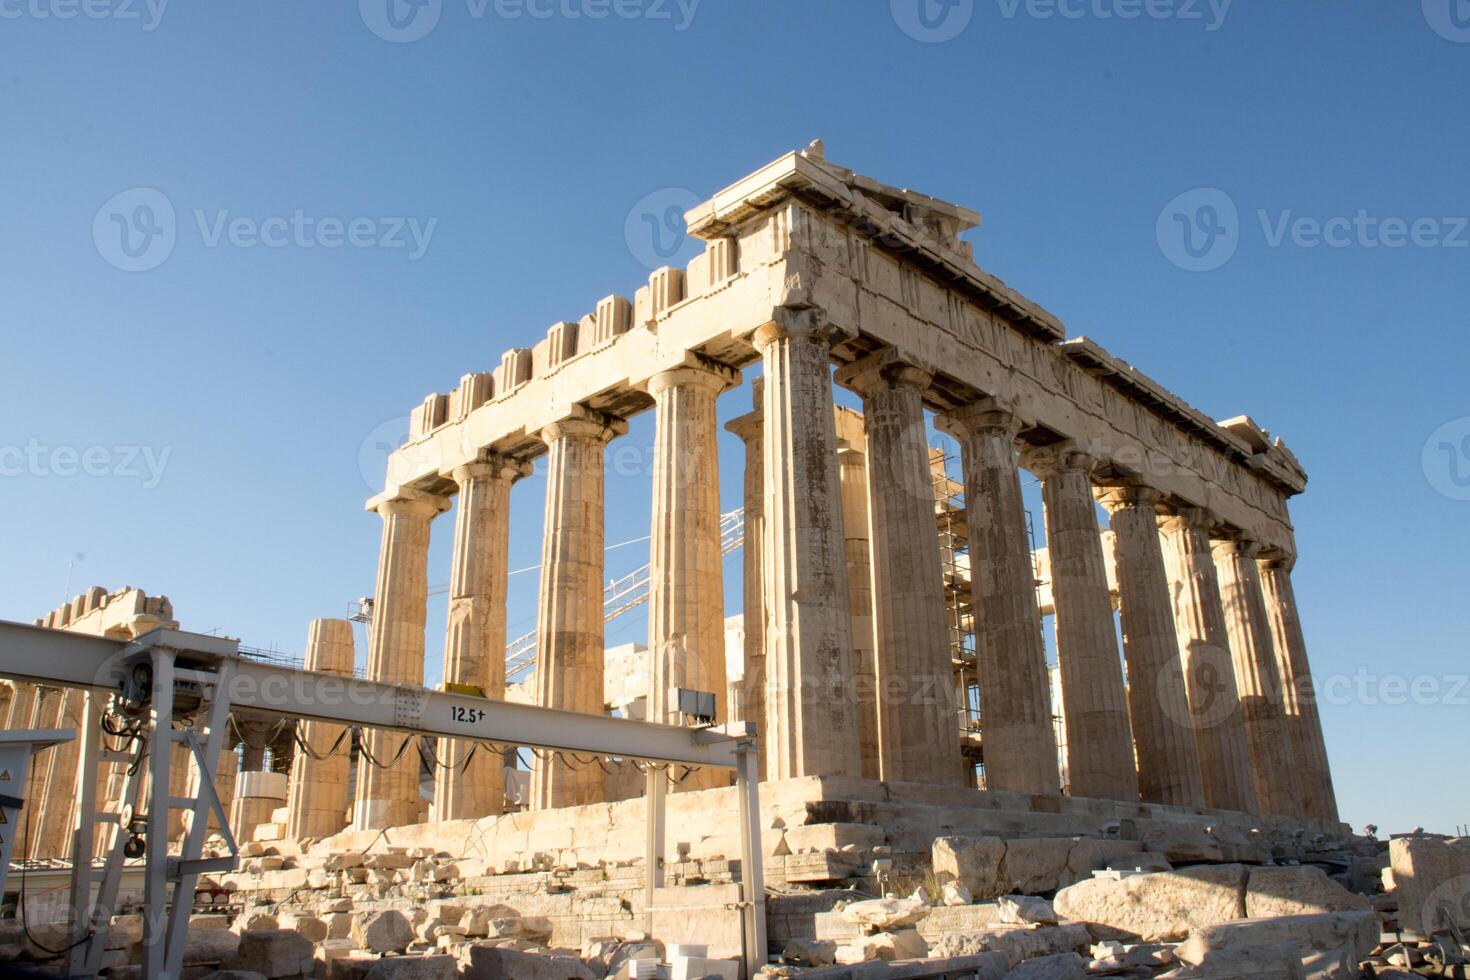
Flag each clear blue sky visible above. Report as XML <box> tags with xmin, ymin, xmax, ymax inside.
<box><xmin>2</xmin><ymin>1</ymin><xmax>1466</xmax><ymax>835</ymax></box>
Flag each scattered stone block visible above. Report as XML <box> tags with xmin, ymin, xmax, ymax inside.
<box><xmin>782</xmin><ymin>938</ymin><xmax>837</xmax><ymax>967</ymax></box>
<box><xmin>463</xmin><ymin>944</ymin><xmax>598</xmax><ymax>980</ymax></box>
<box><xmin>998</xmin><ymin>895</ymin><xmax>1057</xmax><ymax>928</ymax></box>
<box><xmin>1052</xmin><ymin>865</ymin><xmax>1248</xmax><ymax>942</ymax></box>
<box><xmin>1175</xmin><ymin>911</ymin><xmax>1378</xmax><ymax>980</ymax></box>
<box><xmin>1244</xmin><ymin>866</ymin><xmax>1370</xmax><ymax>919</ymax></box>
<box><xmin>934</xmin><ymin>836</ymin><xmax>1007</xmax><ymax>899</ymax></box>
<box><xmin>942</xmin><ymin>882</ymin><xmax>974</xmax><ymax>907</ymax></box>
<box><xmin>351</xmin><ymin>909</ymin><xmax>415</xmax><ymax>954</ymax></box>
<box><xmin>835</xmin><ymin>928</ymin><xmax>928</xmax><ymax>964</ymax></box>
<box><xmin>1003</xmin><ymin>838</ymin><xmax>1074</xmax><ymax>894</ymax></box>
<box><xmin>932</xmin><ymin>925</ymin><xmax>1090</xmax><ymax>969</ymax></box>
<box><xmin>1000</xmin><ymin>951</ymin><xmax>1084</xmax><ymax>979</ymax></box>
<box><xmin>841</xmin><ymin>894</ymin><xmax>930</xmax><ymax>932</ymax></box>
<box><xmin>234</xmin><ymin>911</ymin><xmax>279</xmax><ymax>933</ymax></box>
<box><xmin>225</xmin><ymin>928</ymin><xmax>315</xmax><ymax>978</ymax></box>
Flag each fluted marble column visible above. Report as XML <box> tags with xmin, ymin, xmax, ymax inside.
<box><xmin>433</xmin><ymin>458</ymin><xmax>527</xmax><ymax>821</ymax></box>
<box><xmin>939</xmin><ymin>401</ymin><xmax>1059</xmax><ymax>795</ymax></box>
<box><xmin>1024</xmin><ymin>446</ymin><xmax>1137</xmax><ymax>802</ymax></box>
<box><xmin>33</xmin><ymin>688</ymin><xmax>86</xmax><ymax>857</ymax></box>
<box><xmin>354</xmin><ymin>489</ymin><xmax>448</xmax><ymax>831</ymax></box>
<box><xmin>1213</xmin><ymin>538</ymin><xmax>1303</xmax><ymax>818</ymax></box>
<box><xmin>725</xmin><ymin>383</ymin><xmax>767</xmax><ymax>781</ymax></box>
<box><xmin>836</xmin><ymin>443</ymin><xmax>880</xmax><ymax>781</ymax></box>
<box><xmin>286</xmin><ymin>619</ymin><xmax>356</xmax><ymax>839</ymax></box>
<box><xmin>753</xmin><ymin>306</ymin><xmax>861</xmax><ymax>780</ymax></box>
<box><xmin>531</xmin><ymin>407</ymin><xmax>626</xmax><ymax>809</ymax></box>
<box><xmin>1158</xmin><ymin>508</ymin><xmax>1258</xmax><ymax>814</ymax></box>
<box><xmin>1101</xmin><ymin>486</ymin><xmax>1205</xmax><ymax>808</ymax></box>
<box><xmin>1258</xmin><ymin>555</ymin><xmax>1337</xmax><ymax>823</ymax></box>
<box><xmin>647</xmin><ymin>362</ymin><xmax>737</xmax><ymax>793</ymax></box>
<box><xmin>837</xmin><ymin>352</ymin><xmax>961</xmax><ymax>786</ymax></box>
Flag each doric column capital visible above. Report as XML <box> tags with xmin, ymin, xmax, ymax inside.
<box><xmin>373</xmin><ymin>487</ymin><xmax>451</xmax><ymax>520</ymax></box>
<box><xmin>1211</xmin><ymin>535</ymin><xmax>1264</xmax><ymax>561</ymax></box>
<box><xmin>724</xmin><ymin>410</ymin><xmax>763</xmax><ymax>444</ymax></box>
<box><xmin>1019</xmin><ymin>441</ymin><xmax>1096</xmax><ymax>479</ymax></box>
<box><xmin>450</xmin><ymin>455</ymin><xmax>533</xmax><ymax>487</ymax></box>
<box><xmin>833</xmin><ymin>347</ymin><xmax>934</xmax><ymax>398</ymax></box>
<box><xmin>647</xmin><ymin>357</ymin><xmax>740</xmax><ymax>398</ymax></box>
<box><xmin>751</xmin><ymin>303</ymin><xmax>848</xmax><ymax>353</ymax></box>
<box><xmin>1157</xmin><ymin>504</ymin><xmax>1218</xmax><ymax>536</ymax></box>
<box><xmin>539</xmin><ymin>405</ymin><xmax>628</xmax><ymax>446</ymax></box>
<box><xmin>936</xmin><ymin>396</ymin><xmax>1026</xmax><ymax>442</ymax></box>
<box><xmin>1095</xmin><ymin>481</ymin><xmax>1164</xmax><ymax>516</ymax></box>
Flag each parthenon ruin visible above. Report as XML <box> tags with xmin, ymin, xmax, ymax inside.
<box><xmin>6</xmin><ymin>144</ymin><xmax>1401</xmax><ymax>977</ymax></box>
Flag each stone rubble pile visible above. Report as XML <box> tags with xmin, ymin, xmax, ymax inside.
<box><xmin>5</xmin><ymin>818</ymin><xmax>1461</xmax><ymax>978</ymax></box>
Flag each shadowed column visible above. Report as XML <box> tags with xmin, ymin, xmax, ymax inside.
<box><xmin>836</xmin><ymin>441</ymin><xmax>880</xmax><ymax>781</ymax></box>
<box><xmin>1213</xmin><ymin>537</ymin><xmax>1303</xmax><ymax>818</ymax></box>
<box><xmin>647</xmin><ymin>362</ymin><xmax>737</xmax><ymax>792</ymax></box>
<box><xmin>837</xmin><ymin>351</ymin><xmax>961</xmax><ymax>786</ymax></box>
<box><xmin>725</xmin><ymin>382</ymin><xmax>767</xmax><ymax>781</ymax></box>
<box><xmin>354</xmin><ymin>489</ymin><xmax>448</xmax><ymax>830</ymax></box>
<box><xmin>1259</xmin><ymin>553</ymin><xmax>1336</xmax><ymax>822</ymax></box>
<box><xmin>753</xmin><ymin>305</ymin><xmax>861</xmax><ymax>780</ymax></box>
<box><xmin>434</xmin><ymin>458</ymin><xmax>528</xmax><ymax>821</ymax></box>
<box><xmin>531</xmin><ymin>407</ymin><xmax>626</xmax><ymax>809</ymax></box>
<box><xmin>287</xmin><ymin>619</ymin><xmax>355</xmax><ymax>838</ymax></box>
<box><xmin>1158</xmin><ymin>507</ymin><xmax>1258</xmax><ymax>814</ymax></box>
<box><xmin>1024</xmin><ymin>445</ymin><xmax>1138</xmax><ymax>803</ymax></box>
<box><xmin>1101</xmin><ymin>485</ymin><xmax>1205</xmax><ymax>808</ymax></box>
<box><xmin>940</xmin><ymin>400</ymin><xmax>1059</xmax><ymax>795</ymax></box>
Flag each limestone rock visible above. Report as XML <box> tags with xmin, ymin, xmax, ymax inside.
<box><xmin>1174</xmin><ymin>911</ymin><xmax>1379</xmax><ymax>980</ymax></box>
<box><xmin>199</xmin><ymin>972</ymin><xmax>268</xmax><ymax>980</ymax></box>
<box><xmin>1003</xmin><ymin>838</ymin><xmax>1074</xmax><ymax>894</ymax></box>
<box><xmin>1389</xmin><ymin>834</ymin><xmax>1470</xmax><ymax>935</ymax></box>
<box><xmin>1084</xmin><ymin>942</ymin><xmax>1175</xmax><ymax>974</ymax></box>
<box><xmin>1168</xmin><ymin>940</ymin><xmax>1305</xmax><ymax>979</ymax></box>
<box><xmin>363</xmin><ymin>955</ymin><xmax>461</xmax><ymax>979</ymax></box>
<box><xmin>1000</xmin><ymin>952</ymin><xmax>1084</xmax><ymax>979</ymax></box>
<box><xmin>934</xmin><ymin>835</ymin><xmax>1007</xmax><ymax>899</ymax></box>
<box><xmin>351</xmin><ymin>909</ymin><xmax>415</xmax><ymax>954</ymax></box>
<box><xmin>1244</xmin><ymin>866</ymin><xmax>1370</xmax><ymax>919</ymax></box>
<box><xmin>998</xmin><ymin>895</ymin><xmax>1058</xmax><ymax>928</ymax></box>
<box><xmin>931</xmin><ymin>924</ymin><xmax>1091</xmax><ymax>968</ymax></box>
<box><xmin>1052</xmin><ymin>865</ymin><xmax>1248</xmax><ymax>942</ymax></box>
<box><xmin>835</xmin><ymin>928</ymin><xmax>927</xmax><ymax>964</ymax></box>
<box><xmin>235</xmin><ymin>911</ymin><xmax>279</xmax><ymax>932</ymax></box>
<box><xmin>225</xmin><ymin>928</ymin><xmax>314</xmax><ymax>978</ymax></box>
<box><xmin>840</xmin><ymin>894</ymin><xmax>930</xmax><ymax>932</ymax></box>
<box><xmin>943</xmin><ymin>882</ymin><xmax>974</xmax><ymax>907</ymax></box>
<box><xmin>131</xmin><ymin>926</ymin><xmax>239</xmax><ymax>966</ymax></box>
<box><xmin>279</xmin><ymin>913</ymin><xmax>328</xmax><ymax>943</ymax></box>
<box><xmin>781</xmin><ymin>938</ymin><xmax>837</xmax><ymax>967</ymax></box>
<box><xmin>463</xmin><ymin>944</ymin><xmax>597</xmax><ymax>980</ymax></box>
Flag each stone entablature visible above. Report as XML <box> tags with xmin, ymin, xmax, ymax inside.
<box><xmin>373</xmin><ymin>146</ymin><xmax>1304</xmax><ymax>555</ymax></box>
